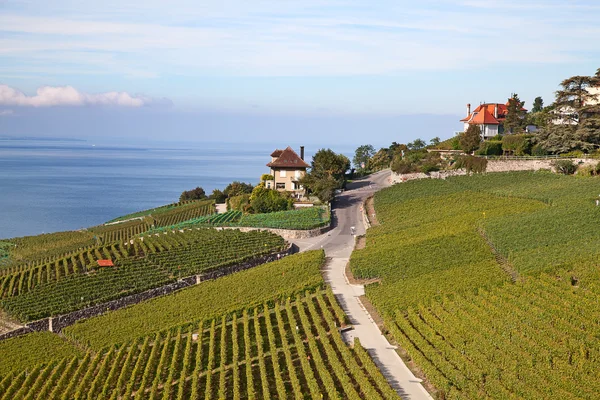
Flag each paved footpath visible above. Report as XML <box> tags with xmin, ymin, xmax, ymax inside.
<box><xmin>295</xmin><ymin>170</ymin><xmax>432</xmax><ymax>400</ymax></box>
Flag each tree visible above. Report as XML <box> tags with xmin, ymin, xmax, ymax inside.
<box><xmin>536</xmin><ymin>71</ymin><xmax>600</xmax><ymax>153</ymax></box>
<box><xmin>209</xmin><ymin>189</ymin><xmax>226</xmax><ymax>203</ymax></box>
<box><xmin>460</xmin><ymin>125</ymin><xmax>482</xmax><ymax>154</ymax></box>
<box><xmin>532</xmin><ymin>96</ymin><xmax>544</xmax><ymax>113</ymax></box>
<box><xmin>504</xmin><ymin>94</ymin><xmax>526</xmax><ymax>134</ymax></box>
<box><xmin>224</xmin><ymin>181</ymin><xmax>254</xmax><ymax>198</ymax></box>
<box><xmin>179</xmin><ymin>187</ymin><xmax>207</xmax><ymax>202</ymax></box>
<box><xmin>388</xmin><ymin>142</ymin><xmax>407</xmax><ymax>158</ymax></box>
<box><xmin>429</xmin><ymin>137</ymin><xmax>441</xmax><ymax>147</ymax></box>
<box><xmin>368</xmin><ymin>148</ymin><xmax>392</xmax><ymax>171</ymax></box>
<box><xmin>407</xmin><ymin>138</ymin><xmax>426</xmax><ymax>151</ymax></box>
<box><xmin>353</xmin><ymin>144</ymin><xmax>375</xmax><ymax>170</ymax></box>
<box><xmin>299</xmin><ymin>148</ymin><xmax>350</xmax><ymax>203</ymax></box>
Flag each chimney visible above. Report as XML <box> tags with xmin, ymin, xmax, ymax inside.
<box><xmin>300</xmin><ymin>146</ymin><xmax>304</xmax><ymax>160</ymax></box>
<box><xmin>466</xmin><ymin>103</ymin><xmax>471</xmax><ymax>115</ymax></box>
<box><xmin>494</xmin><ymin>104</ymin><xmax>498</xmax><ymax>119</ymax></box>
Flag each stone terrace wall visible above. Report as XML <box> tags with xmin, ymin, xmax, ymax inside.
<box><xmin>220</xmin><ymin>225</ymin><xmax>330</xmax><ymax>240</ymax></box>
<box><xmin>391</xmin><ymin>158</ymin><xmax>597</xmax><ymax>184</ymax></box>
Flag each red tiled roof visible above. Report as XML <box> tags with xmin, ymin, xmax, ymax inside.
<box><xmin>267</xmin><ymin>146</ymin><xmax>310</xmax><ymax>168</ymax></box>
<box><xmin>470</xmin><ymin>108</ymin><xmax>500</xmax><ymax>125</ymax></box>
<box><xmin>270</xmin><ymin>149</ymin><xmax>283</xmax><ymax>157</ymax></box>
<box><xmin>462</xmin><ymin>101</ymin><xmax>527</xmax><ymax>124</ymax></box>
<box><xmin>97</xmin><ymin>259</ymin><xmax>114</xmax><ymax>267</ymax></box>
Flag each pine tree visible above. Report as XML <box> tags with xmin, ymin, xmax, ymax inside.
<box><xmin>504</xmin><ymin>94</ymin><xmax>526</xmax><ymax>134</ymax></box>
<box><xmin>532</xmin><ymin>97</ymin><xmax>544</xmax><ymax>113</ymax></box>
<box><xmin>535</xmin><ymin>70</ymin><xmax>600</xmax><ymax>153</ymax></box>
<box><xmin>460</xmin><ymin>124</ymin><xmax>482</xmax><ymax>154</ymax></box>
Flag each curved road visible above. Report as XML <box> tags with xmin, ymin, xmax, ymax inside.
<box><xmin>295</xmin><ymin>170</ymin><xmax>432</xmax><ymax>400</ymax></box>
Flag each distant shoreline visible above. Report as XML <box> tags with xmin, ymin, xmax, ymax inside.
<box><xmin>0</xmin><ymin>136</ymin><xmax>86</xmax><ymax>142</ymax></box>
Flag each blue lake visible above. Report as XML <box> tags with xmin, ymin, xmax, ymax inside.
<box><xmin>0</xmin><ymin>139</ymin><xmax>347</xmax><ymax>238</ymax></box>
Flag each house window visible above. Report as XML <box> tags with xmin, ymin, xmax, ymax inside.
<box><xmin>276</xmin><ymin>183</ymin><xmax>286</xmax><ymax>190</ymax></box>
<box><xmin>293</xmin><ymin>182</ymin><xmax>301</xmax><ymax>190</ymax></box>
<box><xmin>280</xmin><ymin>170</ymin><xmax>286</xmax><ymax>178</ymax></box>
<box><xmin>295</xmin><ymin>170</ymin><xmax>302</xmax><ymax>179</ymax></box>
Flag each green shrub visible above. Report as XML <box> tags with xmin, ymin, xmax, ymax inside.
<box><xmin>476</xmin><ymin>140</ymin><xmax>503</xmax><ymax>156</ymax></box>
<box><xmin>560</xmin><ymin>150</ymin><xmax>585</xmax><ymax>158</ymax></box>
<box><xmin>453</xmin><ymin>155</ymin><xmax>488</xmax><ymax>174</ymax></box>
<box><xmin>552</xmin><ymin>159</ymin><xmax>577</xmax><ymax>175</ymax></box>
<box><xmin>390</xmin><ymin>157</ymin><xmax>416</xmax><ymax>174</ymax></box>
<box><xmin>249</xmin><ymin>186</ymin><xmax>293</xmax><ymax>214</ymax></box>
<box><xmin>531</xmin><ymin>144</ymin><xmax>548</xmax><ymax>156</ymax></box>
<box><xmin>227</xmin><ymin>194</ymin><xmax>250</xmax><ymax>211</ymax></box>
<box><xmin>502</xmin><ymin>134</ymin><xmax>532</xmax><ymax>156</ymax></box>
<box><xmin>576</xmin><ymin>165</ymin><xmax>595</xmax><ymax>176</ymax></box>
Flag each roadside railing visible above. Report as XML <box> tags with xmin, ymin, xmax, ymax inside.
<box><xmin>480</xmin><ymin>155</ymin><xmax>599</xmax><ymax>161</ymax></box>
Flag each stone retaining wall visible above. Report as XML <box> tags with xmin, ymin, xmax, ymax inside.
<box><xmin>219</xmin><ymin>224</ymin><xmax>331</xmax><ymax>240</ymax></box>
<box><xmin>391</xmin><ymin>158</ymin><xmax>597</xmax><ymax>183</ymax></box>
<box><xmin>0</xmin><ymin>245</ymin><xmax>296</xmax><ymax>341</ymax></box>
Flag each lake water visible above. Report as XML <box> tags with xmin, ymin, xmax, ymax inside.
<box><xmin>0</xmin><ymin>139</ymin><xmax>347</xmax><ymax>238</ymax></box>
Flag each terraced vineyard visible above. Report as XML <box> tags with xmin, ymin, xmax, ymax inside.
<box><xmin>351</xmin><ymin>171</ymin><xmax>600</xmax><ymax>399</ymax></box>
<box><xmin>0</xmin><ymin>291</ymin><xmax>400</xmax><ymax>400</ymax></box>
<box><xmin>149</xmin><ymin>206</ymin><xmax>330</xmax><ymax>232</ymax></box>
<box><xmin>237</xmin><ymin>206</ymin><xmax>330</xmax><ymax>230</ymax></box>
<box><xmin>1</xmin><ymin>229</ymin><xmax>286</xmax><ymax>321</ymax></box>
<box><xmin>0</xmin><ymin>251</ymin><xmax>402</xmax><ymax>399</ymax></box>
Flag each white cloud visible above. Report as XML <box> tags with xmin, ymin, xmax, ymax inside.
<box><xmin>0</xmin><ymin>84</ymin><xmax>170</xmax><ymax>107</ymax></box>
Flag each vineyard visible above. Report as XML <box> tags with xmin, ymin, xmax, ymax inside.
<box><xmin>65</xmin><ymin>251</ymin><xmax>326</xmax><ymax>349</ymax></box>
<box><xmin>0</xmin><ymin>291</ymin><xmax>401</xmax><ymax>400</ymax></box>
<box><xmin>0</xmin><ymin>332</ymin><xmax>82</xmax><ymax>375</ymax></box>
<box><xmin>148</xmin><ymin>206</ymin><xmax>330</xmax><ymax>233</ymax></box>
<box><xmin>1</xmin><ymin>229</ymin><xmax>286</xmax><ymax>321</ymax></box>
<box><xmin>105</xmin><ymin>199</ymin><xmax>214</xmax><ymax>223</ymax></box>
<box><xmin>351</xmin><ymin>171</ymin><xmax>600</xmax><ymax>398</ymax></box>
<box><xmin>236</xmin><ymin>206</ymin><xmax>330</xmax><ymax>230</ymax></box>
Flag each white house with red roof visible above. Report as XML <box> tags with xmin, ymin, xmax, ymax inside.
<box><xmin>460</xmin><ymin>101</ymin><xmax>527</xmax><ymax>138</ymax></box>
<box><xmin>265</xmin><ymin>146</ymin><xmax>309</xmax><ymax>197</ymax></box>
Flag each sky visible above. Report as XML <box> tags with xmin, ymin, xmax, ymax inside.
<box><xmin>1</xmin><ymin>0</ymin><xmax>599</xmax><ymax>148</ymax></box>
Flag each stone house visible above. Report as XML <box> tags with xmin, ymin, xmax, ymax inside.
<box><xmin>266</xmin><ymin>146</ymin><xmax>309</xmax><ymax>197</ymax></box>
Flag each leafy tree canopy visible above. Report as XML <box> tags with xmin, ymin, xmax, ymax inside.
<box><xmin>368</xmin><ymin>148</ymin><xmax>392</xmax><ymax>171</ymax></box>
<box><xmin>299</xmin><ymin>148</ymin><xmax>350</xmax><ymax>203</ymax></box>
<box><xmin>407</xmin><ymin>138</ymin><xmax>426</xmax><ymax>151</ymax></box>
<box><xmin>209</xmin><ymin>189</ymin><xmax>227</xmax><ymax>203</ymax></box>
<box><xmin>536</xmin><ymin>69</ymin><xmax>600</xmax><ymax>153</ymax></box>
<box><xmin>224</xmin><ymin>181</ymin><xmax>254</xmax><ymax>198</ymax></box>
<box><xmin>429</xmin><ymin>137</ymin><xmax>441</xmax><ymax>147</ymax></box>
<box><xmin>353</xmin><ymin>144</ymin><xmax>375</xmax><ymax>170</ymax></box>
<box><xmin>179</xmin><ymin>187</ymin><xmax>207</xmax><ymax>202</ymax></box>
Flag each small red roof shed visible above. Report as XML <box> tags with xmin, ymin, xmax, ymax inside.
<box><xmin>97</xmin><ymin>259</ymin><xmax>114</xmax><ymax>267</ymax></box>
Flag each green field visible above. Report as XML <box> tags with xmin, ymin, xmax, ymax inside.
<box><xmin>0</xmin><ymin>250</ymin><xmax>402</xmax><ymax>399</ymax></box>
<box><xmin>351</xmin><ymin>171</ymin><xmax>600</xmax><ymax>398</ymax></box>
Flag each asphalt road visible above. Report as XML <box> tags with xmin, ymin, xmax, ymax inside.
<box><xmin>295</xmin><ymin>170</ymin><xmax>432</xmax><ymax>400</ymax></box>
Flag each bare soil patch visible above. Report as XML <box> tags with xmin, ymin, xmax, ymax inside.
<box><xmin>365</xmin><ymin>196</ymin><xmax>380</xmax><ymax>226</ymax></box>
<box><xmin>0</xmin><ymin>310</ymin><xmax>22</xmax><ymax>335</ymax></box>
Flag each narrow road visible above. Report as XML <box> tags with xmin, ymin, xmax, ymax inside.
<box><xmin>295</xmin><ymin>170</ymin><xmax>432</xmax><ymax>400</ymax></box>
